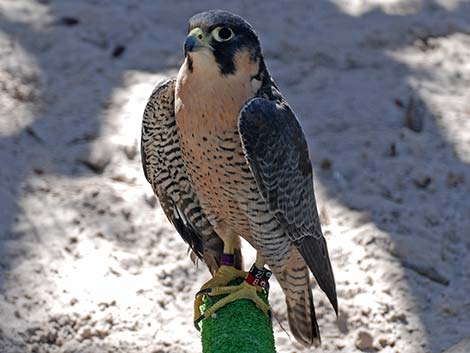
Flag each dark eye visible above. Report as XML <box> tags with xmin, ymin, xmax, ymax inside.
<box><xmin>212</xmin><ymin>26</ymin><xmax>234</xmax><ymax>42</ymax></box>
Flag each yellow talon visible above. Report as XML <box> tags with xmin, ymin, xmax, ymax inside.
<box><xmin>194</xmin><ymin>270</ymin><xmax>271</xmax><ymax>330</ymax></box>
<box><xmin>203</xmin><ymin>281</ymin><xmax>270</xmax><ymax>318</ymax></box>
<box><xmin>193</xmin><ymin>265</ymin><xmax>248</xmax><ymax>327</ymax></box>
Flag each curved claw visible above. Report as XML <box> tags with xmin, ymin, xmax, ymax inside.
<box><xmin>195</xmin><ymin>288</ymin><xmax>212</xmax><ymax>298</ymax></box>
<box><xmin>194</xmin><ymin>314</ymin><xmax>205</xmax><ymax>331</ymax></box>
<box><xmin>193</xmin><ymin>266</ymin><xmax>250</xmax><ymax>330</ymax></box>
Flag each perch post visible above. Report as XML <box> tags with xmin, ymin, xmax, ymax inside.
<box><xmin>198</xmin><ymin>278</ymin><xmax>276</xmax><ymax>353</ymax></box>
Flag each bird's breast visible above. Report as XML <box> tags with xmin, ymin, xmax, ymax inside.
<box><xmin>174</xmin><ymin>56</ymin><xmax>259</xmax><ymax>234</ymax></box>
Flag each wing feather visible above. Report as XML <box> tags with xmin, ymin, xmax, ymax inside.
<box><xmin>238</xmin><ymin>98</ymin><xmax>337</xmax><ymax>313</ymax></box>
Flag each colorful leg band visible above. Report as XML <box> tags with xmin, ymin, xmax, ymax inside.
<box><xmin>220</xmin><ymin>253</ymin><xmax>234</xmax><ymax>266</ymax></box>
<box><xmin>245</xmin><ymin>264</ymin><xmax>272</xmax><ymax>289</ymax></box>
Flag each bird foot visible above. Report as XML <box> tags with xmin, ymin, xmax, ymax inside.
<box><xmin>193</xmin><ymin>265</ymin><xmax>247</xmax><ymax>328</ymax></box>
<box><xmin>194</xmin><ymin>265</ymin><xmax>272</xmax><ymax>330</ymax></box>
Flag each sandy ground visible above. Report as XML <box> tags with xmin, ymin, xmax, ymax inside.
<box><xmin>0</xmin><ymin>1</ymin><xmax>469</xmax><ymax>352</ymax></box>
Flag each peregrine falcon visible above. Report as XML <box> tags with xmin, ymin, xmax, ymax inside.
<box><xmin>141</xmin><ymin>10</ymin><xmax>337</xmax><ymax>346</ymax></box>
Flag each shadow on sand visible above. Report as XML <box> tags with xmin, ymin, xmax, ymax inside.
<box><xmin>0</xmin><ymin>1</ymin><xmax>469</xmax><ymax>352</ymax></box>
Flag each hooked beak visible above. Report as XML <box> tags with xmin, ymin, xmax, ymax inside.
<box><xmin>184</xmin><ymin>28</ymin><xmax>210</xmax><ymax>55</ymax></box>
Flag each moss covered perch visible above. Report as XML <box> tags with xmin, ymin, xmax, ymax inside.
<box><xmin>199</xmin><ymin>279</ymin><xmax>276</xmax><ymax>353</ymax></box>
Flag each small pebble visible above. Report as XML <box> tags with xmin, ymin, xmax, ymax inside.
<box><xmin>60</xmin><ymin>17</ymin><xmax>80</xmax><ymax>26</ymax></box>
<box><xmin>378</xmin><ymin>336</ymin><xmax>395</xmax><ymax>347</ymax></box>
<box><xmin>320</xmin><ymin>158</ymin><xmax>332</xmax><ymax>170</ymax></box>
<box><xmin>404</xmin><ymin>95</ymin><xmax>425</xmax><ymax>133</ymax></box>
<box><xmin>112</xmin><ymin>45</ymin><xmax>126</xmax><ymax>58</ymax></box>
<box><xmin>355</xmin><ymin>330</ymin><xmax>374</xmax><ymax>351</ymax></box>
<box><xmin>413</xmin><ymin>175</ymin><xmax>431</xmax><ymax>189</ymax></box>
<box><xmin>79</xmin><ymin>153</ymin><xmax>111</xmax><ymax>174</ymax></box>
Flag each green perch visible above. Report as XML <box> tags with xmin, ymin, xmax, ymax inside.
<box><xmin>199</xmin><ymin>279</ymin><xmax>276</xmax><ymax>353</ymax></box>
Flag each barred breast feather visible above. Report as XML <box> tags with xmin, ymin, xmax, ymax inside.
<box><xmin>141</xmin><ymin>78</ymin><xmax>241</xmax><ymax>273</ymax></box>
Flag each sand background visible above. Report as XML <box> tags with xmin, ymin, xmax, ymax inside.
<box><xmin>0</xmin><ymin>1</ymin><xmax>469</xmax><ymax>352</ymax></box>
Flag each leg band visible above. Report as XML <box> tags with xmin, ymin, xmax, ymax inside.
<box><xmin>245</xmin><ymin>264</ymin><xmax>272</xmax><ymax>289</ymax></box>
<box><xmin>220</xmin><ymin>253</ymin><xmax>234</xmax><ymax>266</ymax></box>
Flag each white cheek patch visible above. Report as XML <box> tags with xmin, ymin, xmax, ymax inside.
<box><xmin>191</xmin><ymin>51</ymin><xmax>219</xmax><ymax>76</ymax></box>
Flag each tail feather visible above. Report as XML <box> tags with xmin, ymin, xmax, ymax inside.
<box><xmin>296</xmin><ymin>235</ymin><xmax>338</xmax><ymax>314</ymax></box>
<box><xmin>276</xmin><ymin>250</ymin><xmax>322</xmax><ymax>347</ymax></box>
<box><xmin>286</xmin><ymin>275</ymin><xmax>321</xmax><ymax>347</ymax></box>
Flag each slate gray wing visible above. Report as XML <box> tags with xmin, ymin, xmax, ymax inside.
<box><xmin>141</xmin><ymin>78</ymin><xmax>230</xmax><ymax>274</ymax></box>
<box><xmin>238</xmin><ymin>97</ymin><xmax>337</xmax><ymax>313</ymax></box>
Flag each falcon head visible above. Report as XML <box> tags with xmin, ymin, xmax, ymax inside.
<box><xmin>184</xmin><ymin>10</ymin><xmax>262</xmax><ymax>76</ymax></box>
